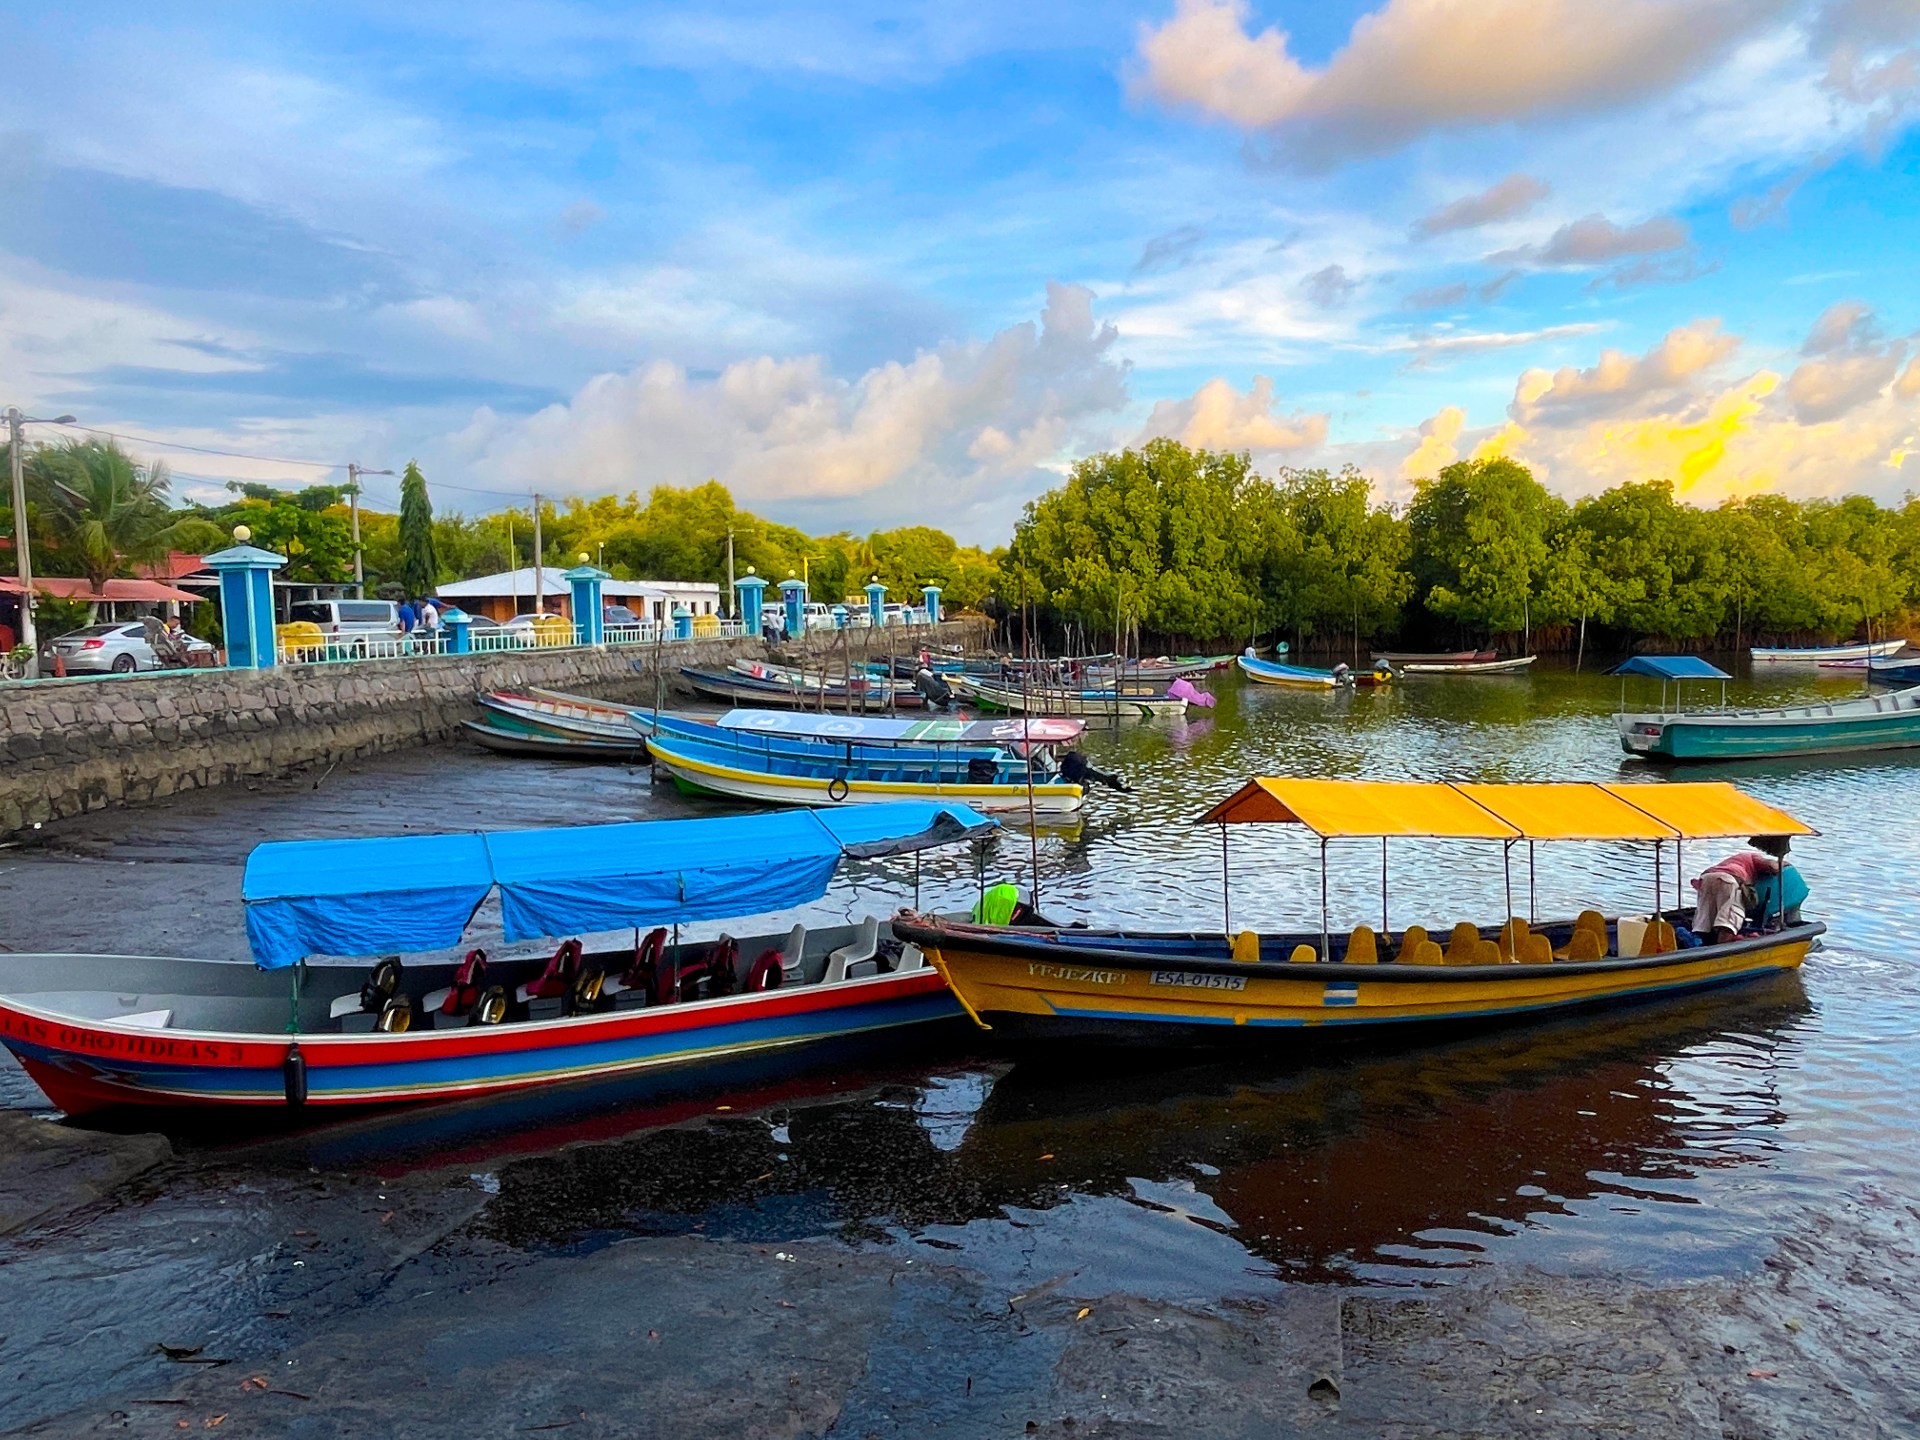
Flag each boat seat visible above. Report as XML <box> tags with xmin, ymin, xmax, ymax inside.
<box><xmin>1554</xmin><ymin>910</ymin><xmax>1608</xmax><ymax>959</ymax></box>
<box><xmin>1562</xmin><ymin>927</ymin><xmax>1606</xmax><ymax>962</ymax></box>
<box><xmin>894</xmin><ymin>942</ymin><xmax>927</xmax><ymax>974</ymax></box>
<box><xmin>1231</xmin><ymin>930</ymin><xmax>1262</xmax><ymax>963</ymax></box>
<box><xmin>1638</xmin><ymin>919</ymin><xmax>1677</xmax><ymax>956</ymax></box>
<box><xmin>1475</xmin><ymin>939</ymin><xmax>1508</xmax><ymax>965</ymax></box>
<box><xmin>1520</xmin><ymin>934</ymin><xmax>1553</xmax><ymax>964</ymax></box>
<box><xmin>1404</xmin><ymin>939</ymin><xmax>1445</xmax><ymax>966</ymax></box>
<box><xmin>1393</xmin><ymin>924</ymin><xmax>1429</xmax><ymax>962</ymax></box>
<box><xmin>1345</xmin><ymin>925</ymin><xmax>1380</xmax><ymax>964</ymax></box>
<box><xmin>824</xmin><ymin>916</ymin><xmax>882</xmax><ymax>983</ymax></box>
<box><xmin>119</xmin><ymin>1008</ymin><xmax>172</xmax><ymax>1029</ymax></box>
<box><xmin>1288</xmin><ymin>943</ymin><xmax>1318</xmax><ymax>963</ymax></box>
<box><xmin>1496</xmin><ymin>917</ymin><xmax>1530</xmax><ymax>961</ymax></box>
<box><xmin>1443</xmin><ymin>922</ymin><xmax>1482</xmax><ymax>964</ymax></box>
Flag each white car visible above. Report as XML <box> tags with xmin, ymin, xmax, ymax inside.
<box><xmin>48</xmin><ymin>622</ymin><xmax>212</xmax><ymax>674</ymax></box>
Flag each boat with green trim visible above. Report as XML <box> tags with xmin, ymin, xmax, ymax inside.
<box><xmin>1613</xmin><ymin>656</ymin><xmax>1920</xmax><ymax>760</ymax></box>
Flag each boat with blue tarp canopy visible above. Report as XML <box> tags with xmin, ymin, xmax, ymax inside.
<box><xmin>2</xmin><ymin>803</ymin><xmax>996</xmax><ymax>1117</ymax></box>
<box><xmin>242</xmin><ymin>802</ymin><xmax>996</xmax><ymax>970</ymax></box>
<box><xmin>1610</xmin><ymin>656</ymin><xmax>1732</xmax><ymax>681</ymax></box>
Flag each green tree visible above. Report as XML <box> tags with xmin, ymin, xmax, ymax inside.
<box><xmin>25</xmin><ymin>439</ymin><xmax>223</xmax><ymax>593</ymax></box>
<box><xmin>397</xmin><ymin>461</ymin><xmax>439</xmax><ymax>597</ymax></box>
<box><xmin>1407</xmin><ymin>457</ymin><xmax>1562</xmax><ymax>638</ymax></box>
<box><xmin>207</xmin><ymin>482</ymin><xmax>354</xmax><ymax>584</ymax></box>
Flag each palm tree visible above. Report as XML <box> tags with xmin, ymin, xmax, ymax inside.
<box><xmin>28</xmin><ymin>439</ymin><xmax>223</xmax><ymax>597</ymax></box>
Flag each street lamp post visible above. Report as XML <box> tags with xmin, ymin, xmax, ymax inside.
<box><xmin>345</xmin><ymin>463</ymin><xmax>394</xmax><ymax>599</ymax></box>
<box><xmin>4</xmin><ymin>408</ymin><xmax>77</xmax><ymax>678</ymax></box>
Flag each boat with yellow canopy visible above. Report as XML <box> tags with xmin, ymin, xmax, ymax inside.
<box><xmin>893</xmin><ymin>778</ymin><xmax>1819</xmax><ymax>1043</ymax></box>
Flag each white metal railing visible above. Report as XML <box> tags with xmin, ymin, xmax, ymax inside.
<box><xmin>273</xmin><ymin>609</ymin><xmax>925</xmax><ymax>667</ymax></box>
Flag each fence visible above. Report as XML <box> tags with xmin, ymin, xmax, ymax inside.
<box><xmin>274</xmin><ymin>615</ymin><xmax>752</xmax><ymax>665</ymax></box>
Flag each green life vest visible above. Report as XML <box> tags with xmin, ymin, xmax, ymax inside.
<box><xmin>973</xmin><ymin>884</ymin><xmax>1021</xmax><ymax>926</ymax></box>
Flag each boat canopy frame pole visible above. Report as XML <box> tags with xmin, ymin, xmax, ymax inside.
<box><xmin>1653</xmin><ymin>841</ymin><xmax>1662</xmax><ymax>920</ymax></box>
<box><xmin>1380</xmin><ymin>837</ymin><xmax>1389</xmax><ymax>938</ymax></box>
<box><xmin>1319</xmin><ymin>838</ymin><xmax>1330</xmax><ymax>962</ymax></box>
<box><xmin>1502</xmin><ymin>841</ymin><xmax>1515</xmax><ymax>956</ymax></box>
<box><xmin>1220</xmin><ymin>823</ymin><xmax>1232</xmax><ymax>937</ymax></box>
<box><xmin>1528</xmin><ymin>841</ymin><xmax>1537</xmax><ymax>925</ymax></box>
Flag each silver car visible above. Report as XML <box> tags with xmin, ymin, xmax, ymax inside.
<box><xmin>48</xmin><ymin>622</ymin><xmax>164</xmax><ymax>674</ymax></box>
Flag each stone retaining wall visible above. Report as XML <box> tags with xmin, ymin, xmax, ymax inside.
<box><xmin>0</xmin><ymin>619</ymin><xmax>991</xmax><ymax>837</ymax></box>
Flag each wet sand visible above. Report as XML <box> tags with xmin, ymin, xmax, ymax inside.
<box><xmin>3</xmin><ymin>731</ymin><xmax>1918</xmax><ymax>1435</ymax></box>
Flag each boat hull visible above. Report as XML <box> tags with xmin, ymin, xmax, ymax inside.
<box><xmin>1236</xmin><ymin>655</ymin><xmax>1342</xmax><ymax>688</ymax></box>
<box><xmin>949</xmin><ymin>675</ymin><xmax>1188</xmax><ymax>718</ymax></box>
<box><xmin>1618</xmin><ymin>686</ymin><xmax>1920</xmax><ymax>760</ymax></box>
<box><xmin>1752</xmin><ymin>639</ymin><xmax>1907</xmax><ymax>662</ymax></box>
<box><xmin>897</xmin><ymin>920</ymin><xmax>1817</xmax><ymax>1043</ymax></box>
<box><xmin>0</xmin><ymin>964</ymin><xmax>962</xmax><ymax>1115</ymax></box>
<box><xmin>463</xmin><ymin>720</ymin><xmax>648</xmax><ymax>761</ymax></box>
<box><xmin>1397</xmin><ymin>655</ymin><xmax>1535</xmax><ymax>675</ymax></box>
<box><xmin>643</xmin><ymin>735</ymin><xmax>1084</xmax><ymax>815</ymax></box>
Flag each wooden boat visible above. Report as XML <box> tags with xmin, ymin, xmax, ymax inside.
<box><xmin>1619</xmin><ymin>684</ymin><xmax>1920</xmax><ymax>761</ymax></box>
<box><xmin>948</xmin><ymin>674</ymin><xmax>1192</xmax><ymax>719</ymax></box>
<box><xmin>1082</xmin><ymin>654</ymin><xmax>1233</xmax><ymax>682</ymax></box>
<box><xmin>897</xmin><ymin>778</ymin><xmax>1819</xmax><ymax>1045</ymax></box>
<box><xmin>479</xmin><ymin>691</ymin><xmax>646</xmax><ymax>742</ymax></box>
<box><xmin>1396</xmin><ymin>654</ymin><xmax>1534</xmax><ymax>675</ymax></box>
<box><xmin>0</xmin><ymin>804</ymin><xmax>993</xmax><ymax>1116</ymax></box>
<box><xmin>1752</xmin><ymin>639</ymin><xmax>1907</xmax><ymax>663</ymax></box>
<box><xmin>1371</xmin><ymin>649</ymin><xmax>1496</xmax><ymax>665</ymax></box>
<box><xmin>644</xmin><ymin>731</ymin><xmax>1084</xmax><ymax>816</ymax></box>
<box><xmin>681</xmin><ymin>666</ymin><xmax>900</xmax><ymax>711</ymax></box>
<box><xmin>463</xmin><ymin>720</ymin><xmax>648</xmax><ymax>761</ymax></box>
<box><xmin>1870</xmin><ymin>658</ymin><xmax>1920</xmax><ymax>686</ymax></box>
<box><xmin>1236</xmin><ymin>654</ymin><xmax>1372</xmax><ymax>689</ymax></box>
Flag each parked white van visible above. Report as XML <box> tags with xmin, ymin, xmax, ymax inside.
<box><xmin>286</xmin><ymin>599</ymin><xmax>404</xmax><ymax>642</ymax></box>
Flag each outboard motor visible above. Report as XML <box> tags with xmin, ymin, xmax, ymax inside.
<box><xmin>1060</xmin><ymin>749</ymin><xmax>1131</xmax><ymax>793</ymax></box>
<box><xmin>967</xmin><ymin>756</ymin><xmax>998</xmax><ymax>784</ymax></box>
<box><xmin>913</xmin><ymin>667</ymin><xmax>953</xmax><ymax>709</ymax></box>
<box><xmin>1332</xmin><ymin>662</ymin><xmax>1354</xmax><ymax>687</ymax></box>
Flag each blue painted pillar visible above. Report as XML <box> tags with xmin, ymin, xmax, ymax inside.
<box><xmin>672</xmin><ymin>604</ymin><xmax>692</xmax><ymax>640</ymax></box>
<box><xmin>734</xmin><ymin>573</ymin><xmax>767</xmax><ymax>637</ymax></box>
<box><xmin>444</xmin><ymin>607</ymin><xmax>472</xmax><ymax>654</ymax></box>
<box><xmin>832</xmin><ymin>605</ymin><xmax>847</xmax><ymax>630</ymax></box>
<box><xmin>565</xmin><ymin>561</ymin><xmax>608</xmax><ymax>646</ymax></box>
<box><xmin>780</xmin><ymin>577</ymin><xmax>807</xmax><ymax>636</ymax></box>
<box><xmin>921</xmin><ymin>584</ymin><xmax>943</xmax><ymax>626</ymax></box>
<box><xmin>865</xmin><ymin>580</ymin><xmax>887</xmax><ymax>628</ymax></box>
<box><xmin>202</xmin><ymin>532</ymin><xmax>288</xmax><ymax>669</ymax></box>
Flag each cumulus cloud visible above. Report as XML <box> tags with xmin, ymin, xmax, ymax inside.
<box><xmin>1400</xmin><ymin>405</ymin><xmax>1465</xmax><ymax>478</ymax></box>
<box><xmin>1137</xmin><ymin>375</ymin><xmax>1329</xmax><ymax>453</ymax></box>
<box><xmin>446</xmin><ymin>283</ymin><xmax>1131</xmax><ymax>532</ymax></box>
<box><xmin>1413</xmin><ymin>174</ymin><xmax>1551</xmax><ymax>237</ymax></box>
<box><xmin>1132</xmin><ymin>0</ymin><xmax>1772</xmax><ymax>164</ymax></box>
<box><xmin>1298</xmin><ymin>263</ymin><xmax>1357</xmax><ymax>307</ymax></box>
<box><xmin>1510</xmin><ymin>319</ymin><xmax>1741</xmax><ymax>425</ymax></box>
<box><xmin>1785</xmin><ymin>300</ymin><xmax>1908</xmax><ymax>421</ymax></box>
<box><xmin>1897</xmin><ymin>355</ymin><xmax>1920</xmax><ymax>399</ymax></box>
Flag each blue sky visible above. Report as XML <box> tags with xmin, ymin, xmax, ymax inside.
<box><xmin>1</xmin><ymin>1</ymin><xmax>1916</xmax><ymax>540</ymax></box>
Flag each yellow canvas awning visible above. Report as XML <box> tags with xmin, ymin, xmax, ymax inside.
<box><xmin>1198</xmin><ymin>779</ymin><xmax>1520</xmax><ymax>838</ymax></box>
<box><xmin>1599</xmin><ymin>782</ymin><xmax>1818</xmax><ymax>839</ymax></box>
<box><xmin>1197</xmin><ymin>777</ymin><xmax>1812</xmax><ymax>844</ymax></box>
<box><xmin>1451</xmin><ymin>782</ymin><xmax>1679</xmax><ymax>842</ymax></box>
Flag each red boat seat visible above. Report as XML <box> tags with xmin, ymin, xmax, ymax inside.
<box><xmin>424</xmin><ymin>949</ymin><xmax>490</xmax><ymax>1020</ymax></box>
<box><xmin>517</xmin><ymin>939</ymin><xmax>583</xmax><ymax>1004</ymax></box>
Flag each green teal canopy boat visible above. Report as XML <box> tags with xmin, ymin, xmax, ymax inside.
<box><xmin>1617</xmin><ymin>678</ymin><xmax>1920</xmax><ymax>762</ymax></box>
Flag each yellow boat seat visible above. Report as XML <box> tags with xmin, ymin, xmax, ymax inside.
<box><xmin>1474</xmin><ymin>938</ymin><xmax>1507</xmax><ymax>965</ymax></box>
<box><xmin>1563</xmin><ymin>927</ymin><xmax>1605</xmax><ymax>962</ymax></box>
<box><xmin>1496</xmin><ymin>916</ymin><xmax>1530</xmax><ymax>960</ymax></box>
<box><xmin>1288</xmin><ymin>943</ymin><xmax>1318</xmax><ymax>964</ymax></box>
<box><xmin>1394</xmin><ymin>924</ymin><xmax>1429</xmax><ymax>962</ymax></box>
<box><xmin>1232</xmin><ymin>930</ymin><xmax>1262</xmax><ymax>963</ymax></box>
<box><xmin>1444</xmin><ymin>922</ymin><xmax>1482</xmax><ymax>964</ymax></box>
<box><xmin>1406</xmin><ymin>939</ymin><xmax>1444</xmax><ymax>966</ymax></box>
<box><xmin>1639</xmin><ymin>919</ymin><xmax>1677</xmax><ymax>956</ymax></box>
<box><xmin>1521</xmin><ymin>934</ymin><xmax>1553</xmax><ymax>964</ymax></box>
<box><xmin>1345</xmin><ymin>925</ymin><xmax>1380</xmax><ymax>964</ymax></box>
<box><xmin>1555</xmin><ymin>909</ymin><xmax>1610</xmax><ymax>959</ymax></box>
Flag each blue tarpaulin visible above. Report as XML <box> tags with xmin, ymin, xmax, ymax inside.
<box><xmin>1610</xmin><ymin>656</ymin><xmax>1731</xmax><ymax>681</ymax></box>
<box><xmin>242</xmin><ymin>801</ymin><xmax>995</xmax><ymax>969</ymax></box>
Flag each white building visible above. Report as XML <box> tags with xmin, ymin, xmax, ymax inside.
<box><xmin>434</xmin><ymin>567</ymin><xmax>722</xmax><ymax>623</ymax></box>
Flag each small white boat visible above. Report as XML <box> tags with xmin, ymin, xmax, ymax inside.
<box><xmin>1752</xmin><ymin>639</ymin><xmax>1907</xmax><ymax>663</ymax></box>
<box><xmin>1398</xmin><ymin>655</ymin><xmax>1536</xmax><ymax>675</ymax></box>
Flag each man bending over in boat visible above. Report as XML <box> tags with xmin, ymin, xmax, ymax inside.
<box><xmin>1691</xmin><ymin>836</ymin><xmax>1791</xmax><ymax>945</ymax></box>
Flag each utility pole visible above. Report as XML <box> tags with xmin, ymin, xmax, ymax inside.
<box><xmin>726</xmin><ymin>526</ymin><xmax>735</xmax><ymax>618</ymax></box>
<box><xmin>5</xmin><ymin>407</ymin><xmax>76</xmax><ymax>678</ymax></box>
<box><xmin>345</xmin><ymin>463</ymin><xmax>394</xmax><ymax>599</ymax></box>
<box><xmin>531</xmin><ymin>492</ymin><xmax>544</xmax><ymax>614</ymax></box>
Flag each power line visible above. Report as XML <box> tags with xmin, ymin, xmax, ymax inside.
<box><xmin>54</xmin><ymin>422</ymin><xmax>344</xmax><ymax>471</ymax></box>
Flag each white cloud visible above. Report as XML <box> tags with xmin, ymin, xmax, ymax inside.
<box><xmin>1784</xmin><ymin>301</ymin><xmax>1909</xmax><ymax>421</ymax></box>
<box><xmin>1133</xmin><ymin>0</ymin><xmax>1774</xmax><ymax>163</ymax></box>
<box><xmin>446</xmin><ymin>283</ymin><xmax>1131</xmax><ymax>535</ymax></box>
<box><xmin>1400</xmin><ymin>404</ymin><xmax>1466</xmax><ymax>478</ymax></box>
<box><xmin>1511</xmin><ymin>319</ymin><xmax>1741</xmax><ymax>425</ymax></box>
<box><xmin>1137</xmin><ymin>376</ymin><xmax>1329</xmax><ymax>453</ymax></box>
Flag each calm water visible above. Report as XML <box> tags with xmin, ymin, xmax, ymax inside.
<box><xmin>5</xmin><ymin>659</ymin><xmax>1920</xmax><ymax>1421</ymax></box>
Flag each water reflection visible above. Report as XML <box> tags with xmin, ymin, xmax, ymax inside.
<box><xmin>456</xmin><ymin>976</ymin><xmax>1810</xmax><ymax>1283</ymax></box>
